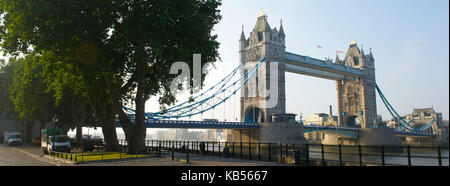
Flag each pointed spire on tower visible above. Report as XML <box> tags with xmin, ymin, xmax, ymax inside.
<box><xmin>335</xmin><ymin>53</ymin><xmax>340</xmax><ymax>64</ymax></box>
<box><xmin>240</xmin><ymin>25</ymin><xmax>246</xmax><ymax>41</ymax></box>
<box><xmin>369</xmin><ymin>47</ymin><xmax>374</xmax><ymax>59</ymax></box>
<box><xmin>279</xmin><ymin>18</ymin><xmax>285</xmax><ymax>37</ymax></box>
<box><xmin>360</xmin><ymin>44</ymin><xmax>365</xmax><ymax>56</ymax></box>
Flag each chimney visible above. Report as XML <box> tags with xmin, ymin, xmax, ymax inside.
<box><xmin>329</xmin><ymin>105</ymin><xmax>333</xmax><ymax>116</ymax></box>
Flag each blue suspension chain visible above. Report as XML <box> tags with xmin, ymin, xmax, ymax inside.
<box><xmin>155</xmin><ymin>58</ymin><xmax>264</xmax><ymax>118</ymax></box>
<box><xmin>148</xmin><ymin>57</ymin><xmax>265</xmax><ymax>120</ymax></box>
<box><xmin>376</xmin><ymin>84</ymin><xmax>435</xmax><ymax>132</ymax></box>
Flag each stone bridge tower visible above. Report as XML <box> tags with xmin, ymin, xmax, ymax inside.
<box><xmin>335</xmin><ymin>40</ymin><xmax>377</xmax><ymax>128</ymax></box>
<box><xmin>239</xmin><ymin>11</ymin><xmax>286</xmax><ymax>123</ymax></box>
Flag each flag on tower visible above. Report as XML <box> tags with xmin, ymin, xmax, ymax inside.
<box><xmin>337</xmin><ymin>50</ymin><xmax>343</xmax><ymax>54</ymax></box>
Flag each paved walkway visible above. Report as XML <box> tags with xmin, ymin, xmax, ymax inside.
<box><xmin>163</xmin><ymin>152</ymin><xmax>290</xmax><ymax>166</ymax></box>
<box><xmin>1</xmin><ymin>145</ymin><xmax>71</xmax><ymax>166</ymax></box>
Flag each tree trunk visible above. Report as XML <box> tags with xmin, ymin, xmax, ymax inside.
<box><xmin>86</xmin><ymin>89</ymin><xmax>119</xmax><ymax>152</ymax></box>
<box><xmin>69</xmin><ymin>91</ymin><xmax>83</xmax><ymax>144</ymax></box>
<box><xmin>25</xmin><ymin>120</ymin><xmax>33</xmax><ymax>143</ymax></box>
<box><xmin>76</xmin><ymin>123</ymin><xmax>82</xmax><ymax>143</ymax></box>
<box><xmin>101</xmin><ymin>107</ymin><xmax>120</xmax><ymax>152</ymax></box>
<box><xmin>106</xmin><ymin>78</ymin><xmax>133</xmax><ymax>144</ymax></box>
<box><xmin>132</xmin><ymin>60</ymin><xmax>147</xmax><ymax>153</ymax></box>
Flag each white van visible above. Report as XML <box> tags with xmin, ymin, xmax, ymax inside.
<box><xmin>3</xmin><ymin>132</ymin><xmax>22</xmax><ymax>146</ymax></box>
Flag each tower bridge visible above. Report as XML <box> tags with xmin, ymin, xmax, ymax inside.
<box><xmin>120</xmin><ymin>12</ymin><xmax>446</xmax><ymax>146</ymax></box>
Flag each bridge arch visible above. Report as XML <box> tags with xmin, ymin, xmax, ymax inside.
<box><xmin>345</xmin><ymin>115</ymin><xmax>362</xmax><ymax>128</ymax></box>
<box><xmin>244</xmin><ymin>105</ymin><xmax>265</xmax><ymax>123</ymax></box>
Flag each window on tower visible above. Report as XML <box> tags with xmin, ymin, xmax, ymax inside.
<box><xmin>353</xmin><ymin>56</ymin><xmax>359</xmax><ymax>65</ymax></box>
<box><xmin>258</xmin><ymin>32</ymin><xmax>263</xmax><ymax>41</ymax></box>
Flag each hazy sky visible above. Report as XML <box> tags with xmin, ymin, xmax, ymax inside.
<box><xmin>147</xmin><ymin>0</ymin><xmax>449</xmax><ymax>121</ymax></box>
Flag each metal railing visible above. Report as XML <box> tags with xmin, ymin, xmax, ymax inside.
<box><xmin>137</xmin><ymin>140</ymin><xmax>448</xmax><ymax>166</ymax></box>
<box><xmin>49</xmin><ymin>139</ymin><xmax>449</xmax><ymax>166</ymax></box>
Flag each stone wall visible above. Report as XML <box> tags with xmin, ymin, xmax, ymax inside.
<box><xmin>226</xmin><ymin>122</ymin><xmax>306</xmax><ymax>144</ymax></box>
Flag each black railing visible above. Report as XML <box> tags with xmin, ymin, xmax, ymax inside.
<box><xmin>134</xmin><ymin>140</ymin><xmax>448</xmax><ymax>166</ymax></box>
<box><xmin>50</xmin><ymin>139</ymin><xmax>449</xmax><ymax>166</ymax></box>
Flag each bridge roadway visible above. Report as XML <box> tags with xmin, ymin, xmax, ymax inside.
<box><xmin>115</xmin><ymin>120</ymin><xmax>434</xmax><ymax>138</ymax></box>
<box><xmin>115</xmin><ymin>119</ymin><xmax>259</xmax><ymax>129</ymax></box>
<box><xmin>303</xmin><ymin>125</ymin><xmax>436</xmax><ymax>138</ymax></box>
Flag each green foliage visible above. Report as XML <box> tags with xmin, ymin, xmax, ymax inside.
<box><xmin>8</xmin><ymin>54</ymin><xmax>56</xmax><ymax>122</ymax></box>
<box><xmin>111</xmin><ymin>0</ymin><xmax>223</xmax><ymax>107</ymax></box>
<box><xmin>0</xmin><ymin>58</ymin><xmax>17</xmax><ymax>114</ymax></box>
<box><xmin>0</xmin><ymin>0</ymin><xmax>222</xmax><ymax>107</ymax></box>
<box><xmin>1</xmin><ymin>0</ymin><xmax>223</xmax><ymax>151</ymax></box>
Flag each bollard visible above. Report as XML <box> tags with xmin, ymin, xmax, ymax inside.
<box><xmin>212</xmin><ymin>142</ymin><xmax>215</xmax><ymax>156</ymax></box>
<box><xmin>381</xmin><ymin>146</ymin><xmax>385</xmax><ymax>166</ymax></box>
<box><xmin>172</xmin><ymin>143</ymin><xmax>175</xmax><ymax>160</ymax></box>
<box><xmin>321</xmin><ymin>144</ymin><xmax>325</xmax><ymax>166</ymax></box>
<box><xmin>294</xmin><ymin>150</ymin><xmax>301</xmax><ymax>165</ymax></box>
<box><xmin>258</xmin><ymin>143</ymin><xmax>261</xmax><ymax>161</ymax></box>
<box><xmin>268</xmin><ymin>143</ymin><xmax>271</xmax><ymax>161</ymax></box>
<box><xmin>186</xmin><ymin>143</ymin><xmax>190</xmax><ymax>164</ymax></box>
<box><xmin>338</xmin><ymin>144</ymin><xmax>342</xmax><ymax>166</ymax></box>
<box><xmin>358</xmin><ymin>145</ymin><xmax>362</xmax><ymax>166</ymax></box>
<box><xmin>158</xmin><ymin>142</ymin><xmax>161</xmax><ymax>157</ymax></box>
<box><xmin>407</xmin><ymin>145</ymin><xmax>411</xmax><ymax>166</ymax></box>
<box><xmin>279</xmin><ymin>143</ymin><xmax>283</xmax><ymax>163</ymax></box>
<box><xmin>437</xmin><ymin>146</ymin><xmax>442</xmax><ymax>167</ymax></box>
<box><xmin>285</xmin><ymin>144</ymin><xmax>288</xmax><ymax>160</ymax></box>
<box><xmin>232</xmin><ymin>142</ymin><xmax>235</xmax><ymax>158</ymax></box>
<box><xmin>249</xmin><ymin>141</ymin><xmax>251</xmax><ymax>160</ymax></box>
<box><xmin>218</xmin><ymin>142</ymin><xmax>221</xmax><ymax>156</ymax></box>
<box><xmin>305</xmin><ymin>143</ymin><xmax>310</xmax><ymax>166</ymax></box>
<box><xmin>240</xmin><ymin>141</ymin><xmax>243</xmax><ymax>159</ymax></box>
<box><xmin>196</xmin><ymin>141</ymin><xmax>199</xmax><ymax>153</ymax></box>
<box><xmin>292</xmin><ymin>144</ymin><xmax>295</xmax><ymax>163</ymax></box>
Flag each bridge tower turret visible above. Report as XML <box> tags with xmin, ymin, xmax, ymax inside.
<box><xmin>337</xmin><ymin>40</ymin><xmax>377</xmax><ymax>128</ymax></box>
<box><xmin>239</xmin><ymin>11</ymin><xmax>286</xmax><ymax>124</ymax></box>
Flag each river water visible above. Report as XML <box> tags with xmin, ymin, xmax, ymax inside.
<box><xmin>307</xmin><ymin>146</ymin><xmax>449</xmax><ymax>166</ymax></box>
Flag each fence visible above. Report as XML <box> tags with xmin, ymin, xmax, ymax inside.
<box><xmin>49</xmin><ymin>139</ymin><xmax>449</xmax><ymax>166</ymax></box>
<box><xmin>136</xmin><ymin>140</ymin><xmax>449</xmax><ymax>166</ymax></box>
<box><xmin>47</xmin><ymin>140</ymin><xmax>160</xmax><ymax>163</ymax></box>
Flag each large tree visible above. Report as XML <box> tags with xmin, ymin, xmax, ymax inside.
<box><xmin>8</xmin><ymin>55</ymin><xmax>56</xmax><ymax>141</ymax></box>
<box><xmin>0</xmin><ymin>0</ymin><xmax>222</xmax><ymax>153</ymax></box>
<box><xmin>0</xmin><ymin>58</ymin><xmax>16</xmax><ymax>115</ymax></box>
<box><xmin>7</xmin><ymin>54</ymin><xmax>94</xmax><ymax>143</ymax></box>
<box><xmin>108</xmin><ymin>0</ymin><xmax>222</xmax><ymax>153</ymax></box>
<box><xmin>1</xmin><ymin>0</ymin><xmax>122</xmax><ymax>150</ymax></box>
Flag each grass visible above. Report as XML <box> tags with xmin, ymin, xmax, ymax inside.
<box><xmin>52</xmin><ymin>151</ymin><xmax>154</xmax><ymax>162</ymax></box>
